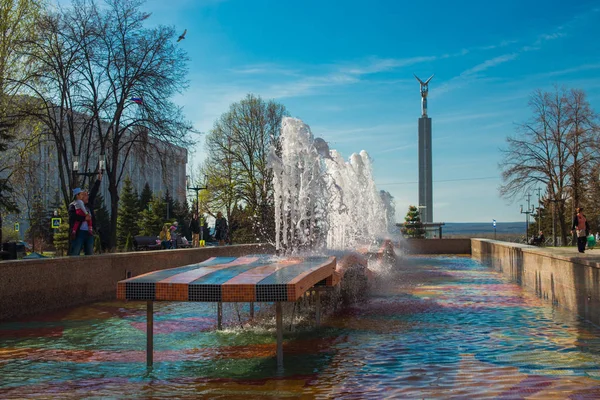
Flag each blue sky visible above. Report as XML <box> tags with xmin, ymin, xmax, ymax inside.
<box><xmin>140</xmin><ymin>0</ymin><xmax>600</xmax><ymax>222</ymax></box>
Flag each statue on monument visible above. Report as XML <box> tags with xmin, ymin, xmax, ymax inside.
<box><xmin>414</xmin><ymin>74</ymin><xmax>434</xmax><ymax>98</ymax></box>
<box><xmin>414</xmin><ymin>74</ymin><xmax>434</xmax><ymax>117</ymax></box>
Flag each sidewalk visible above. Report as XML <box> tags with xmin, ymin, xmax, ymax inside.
<box><xmin>525</xmin><ymin>244</ymin><xmax>600</xmax><ymax>264</ymax></box>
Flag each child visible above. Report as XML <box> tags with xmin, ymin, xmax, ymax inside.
<box><xmin>72</xmin><ymin>198</ymin><xmax>93</xmax><ymax>237</ymax></box>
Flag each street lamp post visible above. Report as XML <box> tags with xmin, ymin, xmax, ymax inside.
<box><xmin>186</xmin><ymin>175</ymin><xmax>207</xmax><ymax>246</ymax></box>
<box><xmin>520</xmin><ymin>194</ymin><xmax>535</xmax><ymax>244</ymax></box>
<box><xmin>72</xmin><ymin>154</ymin><xmax>102</xmax><ymax>188</ymax></box>
<box><xmin>535</xmin><ymin>188</ymin><xmax>542</xmax><ymax>233</ymax></box>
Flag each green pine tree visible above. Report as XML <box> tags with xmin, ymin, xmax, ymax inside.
<box><xmin>401</xmin><ymin>205</ymin><xmax>426</xmax><ymax>239</ymax></box>
<box><xmin>137</xmin><ymin>195</ymin><xmax>167</xmax><ymax>236</ymax></box>
<box><xmin>0</xmin><ymin>114</ymin><xmax>15</xmax><ymax>153</ymax></box>
<box><xmin>117</xmin><ymin>176</ymin><xmax>140</xmax><ymax>249</ymax></box>
<box><xmin>27</xmin><ymin>194</ymin><xmax>51</xmax><ymax>252</ymax></box>
<box><xmin>173</xmin><ymin>198</ymin><xmax>191</xmax><ymax>240</ymax></box>
<box><xmin>230</xmin><ymin>204</ymin><xmax>255</xmax><ymax>244</ymax></box>
<box><xmin>125</xmin><ymin>233</ymin><xmax>133</xmax><ymax>252</ymax></box>
<box><xmin>94</xmin><ymin>193</ymin><xmax>111</xmax><ymax>252</ymax></box>
<box><xmin>52</xmin><ymin>204</ymin><xmax>70</xmax><ymax>256</ymax></box>
<box><xmin>139</xmin><ymin>182</ymin><xmax>153</xmax><ymax>212</ymax></box>
<box><xmin>94</xmin><ymin>234</ymin><xmax>102</xmax><ymax>253</ymax></box>
<box><xmin>164</xmin><ymin>189</ymin><xmax>175</xmax><ymax>220</ymax></box>
<box><xmin>47</xmin><ymin>191</ymin><xmax>64</xmax><ymax>248</ymax></box>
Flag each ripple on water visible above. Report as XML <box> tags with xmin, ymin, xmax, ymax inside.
<box><xmin>1</xmin><ymin>256</ymin><xmax>600</xmax><ymax>398</ymax></box>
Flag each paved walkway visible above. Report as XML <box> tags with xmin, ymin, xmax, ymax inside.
<box><xmin>493</xmin><ymin>241</ymin><xmax>600</xmax><ymax>265</ymax></box>
<box><xmin>538</xmin><ymin>245</ymin><xmax>600</xmax><ymax>258</ymax></box>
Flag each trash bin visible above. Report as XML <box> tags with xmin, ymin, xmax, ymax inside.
<box><xmin>14</xmin><ymin>242</ymin><xmax>26</xmax><ymax>258</ymax></box>
<box><xmin>2</xmin><ymin>242</ymin><xmax>17</xmax><ymax>260</ymax></box>
<box><xmin>2</xmin><ymin>242</ymin><xmax>25</xmax><ymax>260</ymax></box>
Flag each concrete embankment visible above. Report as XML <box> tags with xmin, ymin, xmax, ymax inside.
<box><xmin>3</xmin><ymin>238</ymin><xmax>597</xmax><ymax>326</ymax></box>
<box><xmin>0</xmin><ymin>244</ymin><xmax>273</xmax><ymax>321</ymax></box>
<box><xmin>398</xmin><ymin>238</ymin><xmax>472</xmax><ymax>254</ymax></box>
<box><xmin>471</xmin><ymin>239</ymin><xmax>600</xmax><ymax>326</ymax></box>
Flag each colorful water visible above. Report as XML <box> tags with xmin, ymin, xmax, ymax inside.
<box><xmin>1</xmin><ymin>256</ymin><xmax>600</xmax><ymax>398</ymax></box>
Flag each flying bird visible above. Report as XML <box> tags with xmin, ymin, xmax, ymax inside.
<box><xmin>177</xmin><ymin>29</ymin><xmax>187</xmax><ymax>42</ymax></box>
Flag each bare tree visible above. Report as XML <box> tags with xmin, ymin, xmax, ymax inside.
<box><xmin>199</xmin><ymin>132</ymin><xmax>238</xmax><ymax>223</ymax></box>
<box><xmin>203</xmin><ymin>94</ymin><xmax>288</xmax><ymax>240</ymax></box>
<box><xmin>564</xmin><ymin>88</ymin><xmax>598</xmax><ymax>207</ymax></box>
<box><xmin>16</xmin><ymin>9</ymin><xmax>96</xmax><ymax>205</ymax></box>
<box><xmin>500</xmin><ymin>87</ymin><xmax>599</xmax><ymax>244</ymax></box>
<box><xmin>14</xmin><ymin>0</ymin><xmax>194</xmax><ymax>250</ymax></box>
<box><xmin>85</xmin><ymin>0</ymin><xmax>194</xmax><ymax>249</ymax></box>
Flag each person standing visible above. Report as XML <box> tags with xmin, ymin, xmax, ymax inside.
<box><xmin>68</xmin><ymin>172</ymin><xmax>102</xmax><ymax>255</ymax></box>
<box><xmin>214</xmin><ymin>211</ymin><xmax>228</xmax><ymax>246</ymax></box>
<box><xmin>571</xmin><ymin>207</ymin><xmax>590</xmax><ymax>253</ymax></box>
<box><xmin>189</xmin><ymin>213</ymin><xmax>200</xmax><ymax>247</ymax></box>
<box><xmin>71</xmin><ymin>196</ymin><xmax>93</xmax><ymax>237</ymax></box>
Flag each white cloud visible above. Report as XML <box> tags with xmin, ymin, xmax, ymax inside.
<box><xmin>436</xmin><ymin>111</ymin><xmax>509</xmax><ymax>124</ymax></box>
<box><xmin>462</xmin><ymin>53</ymin><xmax>519</xmax><ymax>76</ymax></box>
<box><xmin>528</xmin><ymin>63</ymin><xmax>600</xmax><ymax>79</ymax></box>
<box><xmin>312</xmin><ymin>122</ymin><xmax>415</xmax><ymax>144</ymax></box>
<box><xmin>433</xmin><ymin>8</ymin><xmax>596</xmax><ymax>99</ymax></box>
<box><xmin>229</xmin><ymin>64</ymin><xmax>300</xmax><ymax>76</ymax></box>
<box><xmin>341</xmin><ymin>56</ymin><xmax>438</xmax><ymax>75</ymax></box>
<box><xmin>374</xmin><ymin>144</ymin><xmax>417</xmax><ymax>154</ymax></box>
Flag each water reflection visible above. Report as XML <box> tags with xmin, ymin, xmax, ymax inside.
<box><xmin>1</xmin><ymin>255</ymin><xmax>599</xmax><ymax>398</ymax></box>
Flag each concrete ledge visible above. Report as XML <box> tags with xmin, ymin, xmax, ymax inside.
<box><xmin>0</xmin><ymin>244</ymin><xmax>274</xmax><ymax>321</ymax></box>
<box><xmin>471</xmin><ymin>239</ymin><xmax>600</xmax><ymax>326</ymax></box>
<box><xmin>400</xmin><ymin>238</ymin><xmax>471</xmax><ymax>254</ymax></box>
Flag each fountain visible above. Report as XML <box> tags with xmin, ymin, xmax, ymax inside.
<box><xmin>269</xmin><ymin>117</ymin><xmax>396</xmax><ymax>306</ymax></box>
<box><xmin>269</xmin><ymin>117</ymin><xmax>391</xmax><ymax>254</ymax></box>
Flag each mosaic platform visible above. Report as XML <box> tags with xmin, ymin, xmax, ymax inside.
<box><xmin>117</xmin><ymin>255</ymin><xmax>337</xmax><ymax>302</ymax></box>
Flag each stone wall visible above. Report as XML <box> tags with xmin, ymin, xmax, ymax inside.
<box><xmin>471</xmin><ymin>239</ymin><xmax>600</xmax><ymax>326</ymax></box>
<box><xmin>399</xmin><ymin>238</ymin><xmax>471</xmax><ymax>254</ymax></box>
<box><xmin>6</xmin><ymin>239</ymin><xmax>597</xmax><ymax>325</ymax></box>
<box><xmin>0</xmin><ymin>244</ymin><xmax>273</xmax><ymax>321</ymax></box>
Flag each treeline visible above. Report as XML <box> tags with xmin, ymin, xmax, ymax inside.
<box><xmin>500</xmin><ymin>86</ymin><xmax>600</xmax><ymax>244</ymax></box>
<box><xmin>6</xmin><ymin>173</ymin><xmax>263</xmax><ymax>254</ymax></box>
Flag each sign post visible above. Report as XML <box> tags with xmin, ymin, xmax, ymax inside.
<box><xmin>493</xmin><ymin>219</ymin><xmax>497</xmax><ymax>240</ymax></box>
<box><xmin>199</xmin><ymin>216</ymin><xmax>205</xmax><ymax>247</ymax></box>
<box><xmin>51</xmin><ymin>218</ymin><xmax>61</xmax><ymax>229</ymax></box>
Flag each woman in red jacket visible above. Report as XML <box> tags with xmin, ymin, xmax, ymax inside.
<box><xmin>571</xmin><ymin>207</ymin><xmax>590</xmax><ymax>253</ymax></box>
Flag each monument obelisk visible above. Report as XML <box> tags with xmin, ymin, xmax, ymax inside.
<box><xmin>415</xmin><ymin>74</ymin><xmax>434</xmax><ymax>223</ymax></box>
